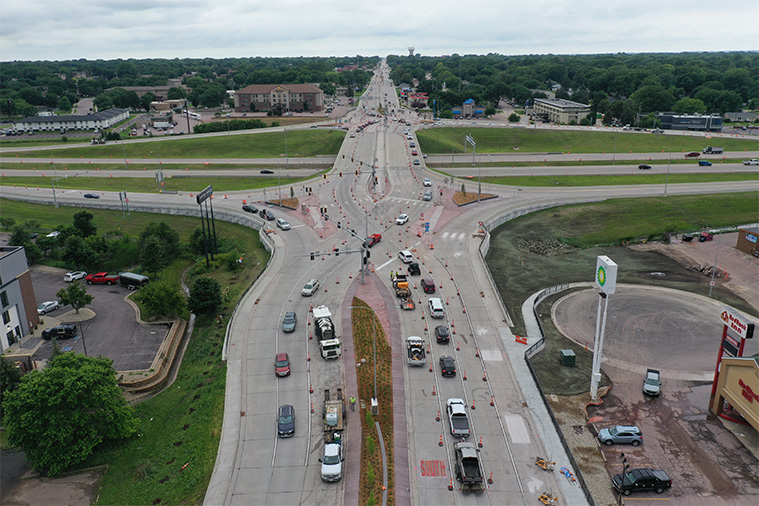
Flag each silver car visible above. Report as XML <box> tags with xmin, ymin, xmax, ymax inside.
<box><xmin>598</xmin><ymin>425</ymin><xmax>643</xmax><ymax>446</ymax></box>
<box><xmin>282</xmin><ymin>312</ymin><xmax>297</xmax><ymax>333</ymax></box>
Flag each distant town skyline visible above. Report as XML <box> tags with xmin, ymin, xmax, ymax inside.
<box><xmin>2</xmin><ymin>0</ymin><xmax>757</xmax><ymax>62</ymax></box>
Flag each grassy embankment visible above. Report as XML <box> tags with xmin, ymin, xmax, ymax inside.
<box><xmin>0</xmin><ymin>199</ymin><xmax>269</xmax><ymax>505</ymax></box>
<box><xmin>485</xmin><ymin>192</ymin><xmax>758</xmax><ymax>395</ymax></box>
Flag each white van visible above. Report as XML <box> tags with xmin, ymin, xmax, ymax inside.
<box><xmin>428</xmin><ymin>298</ymin><xmax>445</xmax><ymax>319</ymax></box>
<box><xmin>398</xmin><ymin>250</ymin><xmax>414</xmax><ymax>263</ymax></box>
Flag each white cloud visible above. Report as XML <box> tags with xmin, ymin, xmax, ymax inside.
<box><xmin>1</xmin><ymin>0</ymin><xmax>757</xmax><ymax>61</ymax></box>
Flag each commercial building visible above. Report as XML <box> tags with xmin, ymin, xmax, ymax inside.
<box><xmin>452</xmin><ymin>99</ymin><xmax>484</xmax><ymax>118</ymax></box>
<box><xmin>735</xmin><ymin>227</ymin><xmax>759</xmax><ymax>257</ymax></box>
<box><xmin>0</xmin><ymin>246</ymin><xmax>39</xmax><ymax>353</ymax></box>
<box><xmin>234</xmin><ymin>84</ymin><xmax>324</xmax><ymax>113</ymax></box>
<box><xmin>710</xmin><ymin>356</ymin><xmax>759</xmax><ymax>432</ymax></box>
<box><xmin>656</xmin><ymin>113</ymin><xmax>723</xmax><ymax>132</ymax></box>
<box><xmin>533</xmin><ymin>98</ymin><xmax>590</xmax><ymax>124</ymax></box>
<box><xmin>12</xmin><ymin>108</ymin><xmax>129</xmax><ymax>133</ymax></box>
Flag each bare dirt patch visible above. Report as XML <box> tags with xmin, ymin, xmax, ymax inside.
<box><xmin>452</xmin><ymin>191</ymin><xmax>496</xmax><ymax>206</ymax></box>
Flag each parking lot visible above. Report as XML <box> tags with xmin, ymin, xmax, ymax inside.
<box><xmin>29</xmin><ymin>265</ymin><xmax>168</xmax><ymax>371</ymax></box>
<box><xmin>554</xmin><ymin>287</ymin><xmax>759</xmax><ymax>504</ymax></box>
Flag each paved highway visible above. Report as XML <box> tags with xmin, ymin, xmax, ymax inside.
<box><xmin>2</xmin><ymin>60</ymin><xmax>757</xmax><ymax>506</ymax></box>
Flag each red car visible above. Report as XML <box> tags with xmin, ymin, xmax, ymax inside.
<box><xmin>365</xmin><ymin>234</ymin><xmax>382</xmax><ymax>248</ymax></box>
<box><xmin>275</xmin><ymin>352</ymin><xmax>291</xmax><ymax>377</ymax></box>
<box><xmin>684</xmin><ymin>151</ymin><xmax>700</xmax><ymax>158</ymax></box>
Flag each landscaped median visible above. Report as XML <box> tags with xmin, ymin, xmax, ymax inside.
<box><xmin>350</xmin><ymin>298</ymin><xmax>394</xmax><ymax>506</ymax></box>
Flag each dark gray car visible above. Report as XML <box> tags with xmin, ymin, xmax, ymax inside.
<box><xmin>278</xmin><ymin>404</ymin><xmax>295</xmax><ymax>437</ymax></box>
<box><xmin>282</xmin><ymin>312</ymin><xmax>297</xmax><ymax>333</ymax></box>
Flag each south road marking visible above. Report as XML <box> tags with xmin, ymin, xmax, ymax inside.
<box><xmin>418</xmin><ymin>459</ymin><xmax>447</xmax><ymax>478</ymax></box>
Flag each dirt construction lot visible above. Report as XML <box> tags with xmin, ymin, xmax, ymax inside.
<box><xmin>550</xmin><ymin>234</ymin><xmax>759</xmax><ymax>506</ymax></box>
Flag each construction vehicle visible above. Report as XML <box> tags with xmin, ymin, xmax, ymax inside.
<box><xmin>320</xmin><ymin>388</ymin><xmax>346</xmax><ymax>481</ymax></box>
<box><xmin>393</xmin><ymin>273</ymin><xmax>411</xmax><ymax>298</ymax></box>
<box><xmin>406</xmin><ymin>336</ymin><xmax>426</xmax><ymax>366</ymax></box>
<box><xmin>313</xmin><ymin>305</ymin><xmax>341</xmax><ymax>359</ymax></box>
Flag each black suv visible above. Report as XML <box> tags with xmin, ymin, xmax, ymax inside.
<box><xmin>242</xmin><ymin>204</ymin><xmax>258</xmax><ymax>214</ymax></box>
<box><xmin>407</xmin><ymin>262</ymin><xmax>421</xmax><ymax>276</ymax></box>
<box><xmin>612</xmin><ymin>468</ymin><xmax>672</xmax><ymax>496</ymax></box>
<box><xmin>434</xmin><ymin>326</ymin><xmax>450</xmax><ymax>343</ymax></box>
<box><xmin>42</xmin><ymin>324</ymin><xmax>78</xmax><ymax>340</ymax></box>
<box><xmin>259</xmin><ymin>208</ymin><xmax>275</xmax><ymax>221</ymax></box>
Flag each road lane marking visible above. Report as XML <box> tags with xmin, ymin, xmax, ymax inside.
<box><xmin>504</xmin><ymin>414</ymin><xmax>531</xmax><ymax>444</ymax></box>
<box><xmin>481</xmin><ymin>349</ymin><xmax>502</xmax><ymax>362</ymax></box>
<box><xmin>417</xmin><ymin>459</ymin><xmax>447</xmax><ymax>478</ymax></box>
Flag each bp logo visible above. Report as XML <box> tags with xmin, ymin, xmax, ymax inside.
<box><xmin>597</xmin><ymin>265</ymin><xmax>607</xmax><ymax>286</ymax></box>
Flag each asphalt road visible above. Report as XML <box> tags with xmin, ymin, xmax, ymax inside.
<box><xmin>2</xmin><ymin>60</ymin><xmax>758</xmax><ymax>506</ymax></box>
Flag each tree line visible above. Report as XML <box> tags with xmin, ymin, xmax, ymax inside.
<box><xmin>0</xmin><ymin>56</ymin><xmax>378</xmax><ymax>117</ymax></box>
<box><xmin>387</xmin><ymin>52</ymin><xmax>758</xmax><ymax>125</ymax></box>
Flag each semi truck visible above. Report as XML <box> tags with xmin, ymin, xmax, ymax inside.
<box><xmin>406</xmin><ymin>336</ymin><xmax>426</xmax><ymax>366</ymax></box>
<box><xmin>453</xmin><ymin>441</ymin><xmax>485</xmax><ymax>492</ymax></box>
<box><xmin>313</xmin><ymin>305</ymin><xmax>341</xmax><ymax>359</ymax></box>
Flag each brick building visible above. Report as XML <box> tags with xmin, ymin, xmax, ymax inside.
<box><xmin>234</xmin><ymin>84</ymin><xmax>324</xmax><ymax>113</ymax></box>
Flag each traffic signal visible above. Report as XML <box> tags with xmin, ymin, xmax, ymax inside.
<box><xmin>334</xmin><ymin>248</ymin><xmax>339</xmax><ymax>257</ymax></box>
<box><xmin>374</xmin><ymin>177</ymin><xmax>378</xmax><ymax>184</ymax></box>
<box><xmin>323</xmin><ymin>174</ymin><xmax>327</xmax><ymax>179</ymax></box>
<box><xmin>310</xmin><ymin>252</ymin><xmax>315</xmax><ymax>261</ymax></box>
<box><xmin>339</xmin><ymin>172</ymin><xmax>343</xmax><ymax>177</ymax></box>
<box><xmin>355</xmin><ymin>170</ymin><xmax>359</xmax><ymax>175</ymax></box>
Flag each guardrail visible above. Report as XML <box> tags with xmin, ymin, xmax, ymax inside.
<box><xmin>524</xmin><ymin>283</ymin><xmax>594</xmax><ymax>506</ymax></box>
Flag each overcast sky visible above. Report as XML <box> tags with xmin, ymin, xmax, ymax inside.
<box><xmin>1</xmin><ymin>0</ymin><xmax>757</xmax><ymax>62</ymax></box>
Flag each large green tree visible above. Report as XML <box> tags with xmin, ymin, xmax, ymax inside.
<box><xmin>187</xmin><ymin>277</ymin><xmax>222</xmax><ymax>316</ymax></box>
<box><xmin>56</xmin><ymin>281</ymin><xmax>94</xmax><ymax>315</ymax></box>
<box><xmin>134</xmin><ymin>281</ymin><xmax>185</xmax><ymax>317</ymax></box>
<box><xmin>73</xmin><ymin>210</ymin><xmax>97</xmax><ymax>238</ymax></box>
<box><xmin>2</xmin><ymin>353</ymin><xmax>140</xmax><ymax>476</ymax></box>
<box><xmin>0</xmin><ymin>356</ymin><xmax>22</xmax><ymax>419</ymax></box>
<box><xmin>139</xmin><ymin>235</ymin><xmax>166</xmax><ymax>277</ymax></box>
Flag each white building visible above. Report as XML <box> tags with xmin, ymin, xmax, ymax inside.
<box><xmin>533</xmin><ymin>98</ymin><xmax>590</xmax><ymax>124</ymax></box>
<box><xmin>12</xmin><ymin>108</ymin><xmax>129</xmax><ymax>133</ymax></box>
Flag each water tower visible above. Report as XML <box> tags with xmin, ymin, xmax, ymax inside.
<box><xmin>408</xmin><ymin>46</ymin><xmax>415</xmax><ymax>57</ymax></box>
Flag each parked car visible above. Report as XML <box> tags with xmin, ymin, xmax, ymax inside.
<box><xmin>435</xmin><ymin>326</ymin><xmax>450</xmax><ymax>343</ymax></box>
<box><xmin>597</xmin><ymin>425</ymin><xmax>643</xmax><ymax>446</ymax></box>
<box><xmin>282</xmin><ymin>312</ymin><xmax>297</xmax><ymax>333</ymax></box>
<box><xmin>37</xmin><ymin>300</ymin><xmax>60</xmax><ymax>315</ymax></box>
<box><xmin>638</xmin><ymin>164</ymin><xmax>652</xmax><ymax>170</ymax></box>
<box><xmin>83</xmin><ymin>193</ymin><xmax>100</xmax><ymax>199</ymax></box>
<box><xmin>42</xmin><ymin>324</ymin><xmax>77</xmax><ymax>340</ymax></box>
<box><xmin>698</xmin><ymin>160</ymin><xmax>712</xmax><ymax>166</ymax></box>
<box><xmin>276</xmin><ymin>218</ymin><xmax>291</xmax><ymax>230</ymax></box>
<box><xmin>64</xmin><ymin>271</ymin><xmax>87</xmax><ymax>282</ymax></box>
<box><xmin>242</xmin><ymin>204</ymin><xmax>258</xmax><ymax>214</ymax></box>
<box><xmin>275</xmin><ymin>352</ymin><xmax>291</xmax><ymax>377</ymax></box>
<box><xmin>396</xmin><ymin>214</ymin><xmax>409</xmax><ymax>225</ymax></box>
<box><xmin>612</xmin><ymin>468</ymin><xmax>672</xmax><ymax>496</ymax></box>
<box><xmin>301</xmin><ymin>279</ymin><xmax>319</xmax><ymax>296</ymax></box>
<box><xmin>439</xmin><ymin>355</ymin><xmax>456</xmax><ymax>376</ymax></box>
<box><xmin>277</xmin><ymin>404</ymin><xmax>295</xmax><ymax>437</ymax></box>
